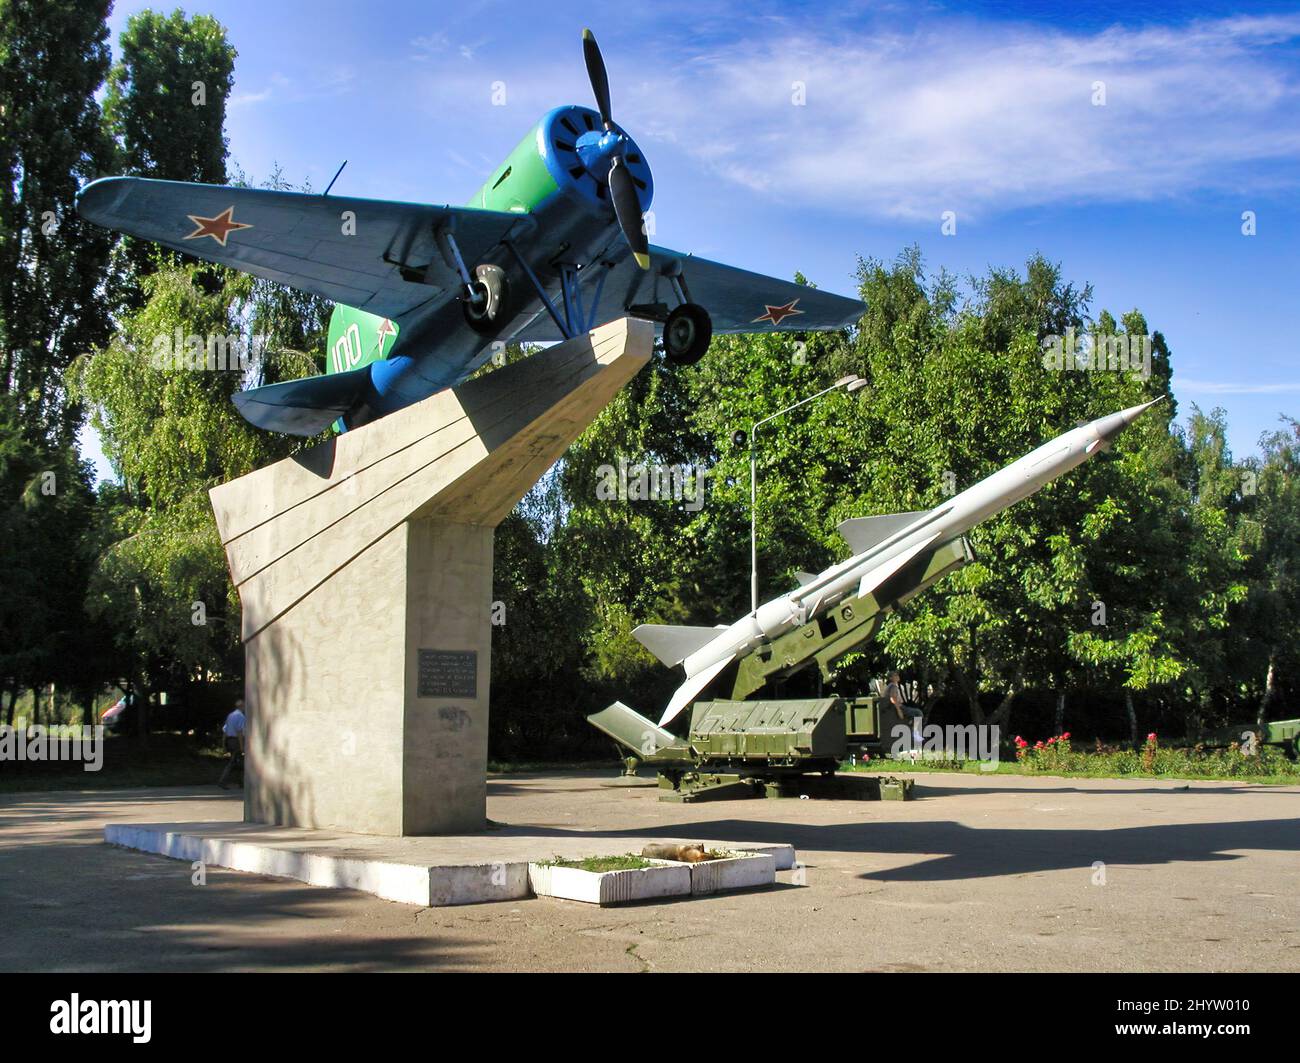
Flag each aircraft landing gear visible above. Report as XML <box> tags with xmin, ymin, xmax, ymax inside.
<box><xmin>435</xmin><ymin>224</ymin><xmax>511</xmax><ymax>334</ymax></box>
<box><xmin>462</xmin><ymin>263</ymin><xmax>510</xmax><ymax>334</ymax></box>
<box><xmin>662</xmin><ymin>302</ymin><xmax>712</xmax><ymax>366</ymax></box>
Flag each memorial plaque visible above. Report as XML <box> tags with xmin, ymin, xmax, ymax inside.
<box><xmin>417</xmin><ymin>649</ymin><xmax>478</xmax><ymax>699</ymax></box>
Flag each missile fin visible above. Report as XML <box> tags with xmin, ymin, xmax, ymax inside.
<box><xmin>837</xmin><ymin>510</ymin><xmax>929</xmax><ymax>554</ymax></box>
<box><xmin>793</xmin><ymin>570</ymin><xmax>818</xmax><ymax>587</ymax></box>
<box><xmin>588</xmin><ymin>701</ymin><xmax>679</xmax><ymax>757</ymax></box>
<box><xmin>857</xmin><ymin>534</ymin><xmax>942</xmax><ymax>598</ymax></box>
<box><xmin>632</xmin><ymin>624</ymin><xmax>720</xmax><ymax>667</ymax></box>
<box><xmin>659</xmin><ymin>655</ymin><xmax>733</xmax><ymax>727</ymax></box>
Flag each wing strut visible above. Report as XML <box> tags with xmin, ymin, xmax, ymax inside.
<box><xmin>434</xmin><ymin>225</ymin><xmax>484</xmax><ymax>308</ymax></box>
<box><xmin>503</xmin><ymin>240</ymin><xmax>617</xmax><ymax>340</ymax></box>
<box><xmin>503</xmin><ymin>238</ymin><xmax>574</xmax><ymax>340</ymax></box>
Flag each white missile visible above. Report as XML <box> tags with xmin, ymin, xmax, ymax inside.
<box><xmin>636</xmin><ymin>397</ymin><xmax>1164</xmax><ymax>725</ymax></box>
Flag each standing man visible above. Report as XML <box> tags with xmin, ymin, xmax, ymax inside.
<box><xmin>218</xmin><ymin>697</ymin><xmax>246</xmax><ymax>790</ymax></box>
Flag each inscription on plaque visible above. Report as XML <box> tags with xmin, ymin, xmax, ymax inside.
<box><xmin>417</xmin><ymin>649</ymin><xmax>477</xmax><ymax>699</ymax></box>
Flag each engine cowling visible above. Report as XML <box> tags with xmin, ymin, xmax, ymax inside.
<box><xmin>468</xmin><ymin>106</ymin><xmax>653</xmax><ymax>221</ymax></box>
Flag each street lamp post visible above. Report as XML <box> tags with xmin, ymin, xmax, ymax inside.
<box><xmin>747</xmin><ymin>375</ymin><xmax>867</xmax><ymax>614</ymax></box>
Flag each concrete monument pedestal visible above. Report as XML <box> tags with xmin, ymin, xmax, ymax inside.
<box><xmin>208</xmin><ymin>318</ymin><xmax>652</xmax><ymax>836</ymax></box>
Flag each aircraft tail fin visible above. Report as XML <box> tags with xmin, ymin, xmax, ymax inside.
<box><xmin>232</xmin><ymin>364</ymin><xmax>372</xmax><ymax>436</ymax></box>
<box><xmin>633</xmin><ymin>623</ymin><xmax>722</xmax><ymax>667</ymax></box>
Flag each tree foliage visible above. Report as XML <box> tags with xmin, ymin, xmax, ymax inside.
<box><xmin>1</xmin><ymin>6</ymin><xmax>1295</xmax><ymax>758</ymax></box>
<box><xmin>0</xmin><ymin>0</ymin><xmax>116</xmax><ymax>443</ymax></box>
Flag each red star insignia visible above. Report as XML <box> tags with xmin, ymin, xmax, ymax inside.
<box><xmin>184</xmin><ymin>206</ymin><xmax>253</xmax><ymax>246</ymax></box>
<box><xmin>752</xmin><ymin>299</ymin><xmax>804</xmax><ymax>326</ymax></box>
<box><xmin>375</xmin><ymin>318</ymin><xmax>396</xmax><ymax>353</ymax></box>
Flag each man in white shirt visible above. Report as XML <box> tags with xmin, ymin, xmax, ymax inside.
<box><xmin>218</xmin><ymin>698</ymin><xmax>246</xmax><ymax>789</ymax></box>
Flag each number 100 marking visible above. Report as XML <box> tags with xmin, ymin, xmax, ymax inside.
<box><xmin>331</xmin><ymin>322</ymin><xmax>362</xmax><ymax>373</ymax></box>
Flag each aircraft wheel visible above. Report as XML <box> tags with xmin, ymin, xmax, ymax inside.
<box><xmin>663</xmin><ymin>302</ymin><xmax>712</xmax><ymax>366</ymax></box>
<box><xmin>462</xmin><ymin>264</ymin><xmax>510</xmax><ymax>334</ymax></box>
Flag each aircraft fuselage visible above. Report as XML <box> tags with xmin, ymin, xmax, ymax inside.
<box><xmin>333</xmin><ymin>105</ymin><xmax>652</xmax><ymax>429</ymax></box>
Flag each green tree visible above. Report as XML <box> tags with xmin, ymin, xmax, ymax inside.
<box><xmin>72</xmin><ymin>264</ymin><xmax>308</xmax><ymax>725</ymax></box>
<box><xmin>1238</xmin><ymin>418</ymin><xmax>1299</xmax><ymax>723</ymax></box>
<box><xmin>0</xmin><ymin>0</ymin><xmax>116</xmax><ymax>443</ymax></box>
<box><xmin>103</xmin><ymin>8</ymin><xmax>235</xmax><ymax>185</ymax></box>
<box><xmin>843</xmin><ymin>253</ymin><xmax>1167</xmax><ymax>729</ymax></box>
<box><xmin>0</xmin><ymin>394</ymin><xmax>104</xmax><ymax>725</ymax></box>
<box><xmin>103</xmin><ymin>8</ymin><xmax>237</xmax><ymax>306</ymax></box>
<box><xmin>0</xmin><ymin>1</ymin><xmax>119</xmax><ymax>725</ymax></box>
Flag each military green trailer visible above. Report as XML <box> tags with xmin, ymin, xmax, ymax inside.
<box><xmin>588</xmin><ymin>696</ymin><xmax>912</xmax><ymax>802</ymax></box>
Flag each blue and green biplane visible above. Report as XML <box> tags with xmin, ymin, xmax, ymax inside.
<box><xmin>77</xmin><ymin>30</ymin><xmax>864</xmax><ymax>436</ymax></box>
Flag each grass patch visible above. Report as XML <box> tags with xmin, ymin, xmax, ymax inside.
<box><xmin>842</xmin><ymin>740</ymin><xmax>1300</xmax><ymax>786</ymax></box>
<box><xmin>546</xmin><ymin>854</ymin><xmax>653</xmax><ymax>873</ymax></box>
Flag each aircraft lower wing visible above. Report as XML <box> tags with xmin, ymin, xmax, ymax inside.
<box><xmin>76</xmin><ymin>177</ymin><xmax>530</xmax><ymax>321</ymax></box>
<box><xmin>509</xmin><ymin>244</ymin><xmax>864</xmax><ymax>342</ymax></box>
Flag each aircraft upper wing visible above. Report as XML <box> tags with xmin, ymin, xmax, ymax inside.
<box><xmin>76</xmin><ymin>177</ymin><xmax>531</xmax><ymax>321</ymax></box>
<box><xmin>507</xmin><ymin>243</ymin><xmax>864</xmax><ymax>342</ymax></box>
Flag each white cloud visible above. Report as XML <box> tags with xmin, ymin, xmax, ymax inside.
<box><xmin>1178</xmin><ymin>379</ymin><xmax>1300</xmax><ymax>395</ymax></box>
<box><xmin>229</xmin><ymin>88</ymin><xmax>272</xmax><ymax>109</ymax></box>
<box><xmin>411</xmin><ymin>33</ymin><xmax>486</xmax><ymax>64</ymax></box>
<box><xmin>228</xmin><ymin>70</ymin><xmax>356</xmax><ymax>109</ymax></box>
<box><xmin>624</xmin><ymin>13</ymin><xmax>1300</xmax><ymax>220</ymax></box>
<box><xmin>405</xmin><ymin>12</ymin><xmax>1300</xmax><ymax>221</ymax></box>
<box><xmin>410</xmin><ymin>33</ymin><xmax>450</xmax><ymax>62</ymax></box>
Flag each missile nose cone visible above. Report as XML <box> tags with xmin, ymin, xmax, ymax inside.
<box><xmin>1117</xmin><ymin>395</ymin><xmax>1167</xmax><ymax>427</ymax></box>
<box><xmin>1091</xmin><ymin>395</ymin><xmax>1166</xmax><ymax>444</ymax></box>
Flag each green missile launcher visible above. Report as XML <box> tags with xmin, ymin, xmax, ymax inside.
<box><xmin>588</xmin><ymin>537</ymin><xmax>975</xmax><ymax>801</ymax></box>
<box><xmin>1194</xmin><ymin>717</ymin><xmax>1300</xmax><ymax>758</ymax></box>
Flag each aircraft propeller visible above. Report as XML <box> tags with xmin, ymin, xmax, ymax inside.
<box><xmin>581</xmin><ymin>29</ymin><xmax>650</xmax><ymax>270</ymax></box>
<box><xmin>582</xmin><ymin>28</ymin><xmax>614</xmax><ymax>130</ymax></box>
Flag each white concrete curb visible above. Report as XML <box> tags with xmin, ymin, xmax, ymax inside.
<box><xmin>528</xmin><ymin>859</ymin><xmax>691</xmax><ymax>905</ymax></box>
<box><xmin>104</xmin><ymin>824</ymin><xmax>794</xmax><ymax>907</ymax></box>
<box><xmin>104</xmin><ymin>824</ymin><xmax>529</xmax><ymax>907</ymax></box>
<box><xmin>688</xmin><ymin>851</ymin><xmax>776</xmax><ymax>895</ymax></box>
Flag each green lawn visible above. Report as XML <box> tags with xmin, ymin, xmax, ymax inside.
<box><xmin>842</xmin><ymin>748</ymin><xmax>1300</xmax><ymax>787</ymax></box>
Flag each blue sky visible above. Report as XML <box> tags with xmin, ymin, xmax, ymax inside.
<box><xmin>84</xmin><ymin>0</ymin><xmax>1300</xmax><ymax>475</ymax></box>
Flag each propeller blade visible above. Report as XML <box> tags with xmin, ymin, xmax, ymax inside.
<box><xmin>582</xmin><ymin>28</ymin><xmax>613</xmax><ymax>129</ymax></box>
<box><xmin>609</xmin><ymin>155</ymin><xmax>650</xmax><ymax>270</ymax></box>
